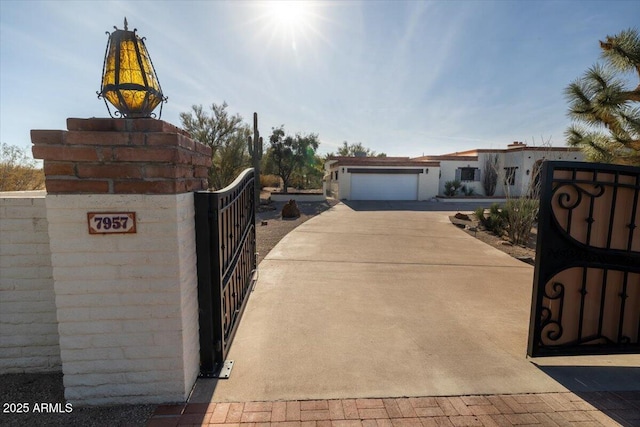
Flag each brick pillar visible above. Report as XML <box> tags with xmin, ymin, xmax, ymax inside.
<box><xmin>32</xmin><ymin>118</ymin><xmax>210</xmax><ymax>194</ymax></box>
<box><xmin>31</xmin><ymin>118</ymin><xmax>211</xmax><ymax>405</ymax></box>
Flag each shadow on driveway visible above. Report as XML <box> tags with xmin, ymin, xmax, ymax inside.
<box><xmin>341</xmin><ymin>200</ymin><xmax>495</xmax><ymax>212</ymax></box>
<box><xmin>533</xmin><ymin>364</ymin><xmax>640</xmax><ymax>426</ymax></box>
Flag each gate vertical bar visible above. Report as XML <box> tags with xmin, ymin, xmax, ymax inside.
<box><xmin>195</xmin><ymin>169</ymin><xmax>257</xmax><ymax>376</ymax></box>
<box><xmin>195</xmin><ymin>192</ymin><xmax>224</xmax><ymax>375</ymax></box>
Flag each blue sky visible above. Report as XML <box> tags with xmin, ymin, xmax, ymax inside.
<box><xmin>1</xmin><ymin>1</ymin><xmax>639</xmax><ymax>158</ymax></box>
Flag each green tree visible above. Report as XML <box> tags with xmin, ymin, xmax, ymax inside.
<box><xmin>265</xmin><ymin>126</ymin><xmax>320</xmax><ymax>193</ymax></box>
<box><xmin>565</xmin><ymin>28</ymin><xmax>640</xmax><ymax>166</ymax></box>
<box><xmin>332</xmin><ymin>141</ymin><xmax>386</xmax><ymax>157</ymax></box>
<box><xmin>210</xmin><ymin>126</ymin><xmax>251</xmax><ymax>190</ymax></box>
<box><xmin>179</xmin><ymin>102</ymin><xmax>250</xmax><ymax>189</ymax></box>
<box><xmin>0</xmin><ymin>143</ymin><xmax>45</xmax><ymax>191</ymax></box>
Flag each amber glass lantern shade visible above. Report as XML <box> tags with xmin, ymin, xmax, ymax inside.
<box><xmin>98</xmin><ymin>18</ymin><xmax>167</xmax><ymax>118</ymax></box>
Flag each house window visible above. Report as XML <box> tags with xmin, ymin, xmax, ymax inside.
<box><xmin>456</xmin><ymin>167</ymin><xmax>480</xmax><ymax>181</ymax></box>
<box><xmin>504</xmin><ymin>167</ymin><xmax>517</xmax><ymax>186</ymax></box>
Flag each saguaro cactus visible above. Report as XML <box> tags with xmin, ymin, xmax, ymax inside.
<box><xmin>247</xmin><ymin>112</ymin><xmax>263</xmax><ymax>209</ymax></box>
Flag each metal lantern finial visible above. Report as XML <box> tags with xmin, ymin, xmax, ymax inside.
<box><xmin>97</xmin><ymin>17</ymin><xmax>167</xmax><ymax>119</ymax></box>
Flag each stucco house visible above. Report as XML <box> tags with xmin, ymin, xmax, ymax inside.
<box><xmin>324</xmin><ymin>142</ymin><xmax>585</xmax><ymax>201</ymax></box>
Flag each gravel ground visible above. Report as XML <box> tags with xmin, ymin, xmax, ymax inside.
<box><xmin>0</xmin><ymin>199</ymin><xmax>337</xmax><ymax>427</ymax></box>
<box><xmin>0</xmin><ymin>372</ymin><xmax>156</xmax><ymax>426</ymax></box>
<box><xmin>256</xmin><ymin>199</ymin><xmax>339</xmax><ymax>265</ymax></box>
<box><xmin>451</xmin><ymin>212</ymin><xmax>537</xmax><ymax>265</ymax></box>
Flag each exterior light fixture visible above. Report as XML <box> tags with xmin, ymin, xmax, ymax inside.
<box><xmin>98</xmin><ymin>18</ymin><xmax>167</xmax><ymax>118</ymax></box>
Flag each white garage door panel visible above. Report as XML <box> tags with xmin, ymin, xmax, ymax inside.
<box><xmin>350</xmin><ymin>174</ymin><xmax>418</xmax><ymax>200</ymax></box>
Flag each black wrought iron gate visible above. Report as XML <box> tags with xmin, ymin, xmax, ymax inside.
<box><xmin>528</xmin><ymin>161</ymin><xmax>640</xmax><ymax>357</ymax></box>
<box><xmin>195</xmin><ymin>168</ymin><xmax>257</xmax><ymax>376</ymax></box>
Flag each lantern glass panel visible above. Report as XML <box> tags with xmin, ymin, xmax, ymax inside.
<box><xmin>99</xmin><ymin>22</ymin><xmax>164</xmax><ymax>118</ymax></box>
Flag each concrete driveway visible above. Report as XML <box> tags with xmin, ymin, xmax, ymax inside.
<box><xmin>192</xmin><ymin>201</ymin><xmax>640</xmax><ymax>403</ymax></box>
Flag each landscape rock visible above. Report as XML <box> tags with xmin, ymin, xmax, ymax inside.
<box><xmin>281</xmin><ymin>199</ymin><xmax>301</xmax><ymax>219</ymax></box>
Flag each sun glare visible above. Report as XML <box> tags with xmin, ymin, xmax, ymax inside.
<box><xmin>262</xmin><ymin>1</ymin><xmax>317</xmax><ymax>52</ymax></box>
<box><xmin>271</xmin><ymin>1</ymin><xmax>307</xmax><ymax>27</ymax></box>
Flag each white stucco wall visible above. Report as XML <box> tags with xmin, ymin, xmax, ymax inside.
<box><xmin>45</xmin><ymin>193</ymin><xmax>200</xmax><ymax>405</ymax></box>
<box><xmin>0</xmin><ymin>191</ymin><xmax>60</xmax><ymax>374</ymax></box>
<box><xmin>336</xmin><ymin>166</ymin><xmax>350</xmax><ymax>199</ymax></box>
<box><xmin>498</xmin><ymin>149</ymin><xmax>585</xmax><ymax>197</ymax></box>
<box><xmin>418</xmin><ymin>166</ymin><xmax>440</xmax><ymax>200</ymax></box>
<box><xmin>438</xmin><ymin>160</ymin><xmax>482</xmax><ymax>196</ymax></box>
<box><xmin>438</xmin><ymin>149</ymin><xmax>585</xmax><ymax>197</ymax></box>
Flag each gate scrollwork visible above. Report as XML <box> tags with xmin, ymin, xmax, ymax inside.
<box><xmin>528</xmin><ymin>162</ymin><xmax>640</xmax><ymax>357</ymax></box>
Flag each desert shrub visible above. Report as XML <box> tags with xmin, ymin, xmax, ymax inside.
<box><xmin>444</xmin><ymin>180</ymin><xmax>462</xmax><ymax>196</ymax></box>
<box><xmin>461</xmin><ymin>185</ymin><xmax>475</xmax><ymax>196</ymax></box>
<box><xmin>0</xmin><ymin>143</ymin><xmax>45</xmax><ymax>191</ymax></box>
<box><xmin>504</xmin><ymin>197</ymin><xmax>539</xmax><ymax>246</ymax></box>
<box><xmin>474</xmin><ymin>207</ymin><xmax>486</xmax><ymax>223</ymax></box>
<box><xmin>260</xmin><ymin>174</ymin><xmax>281</xmax><ymax>189</ymax></box>
<box><xmin>480</xmin><ymin>203</ymin><xmax>507</xmax><ymax>237</ymax></box>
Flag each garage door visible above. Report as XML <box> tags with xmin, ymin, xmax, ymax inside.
<box><xmin>350</xmin><ymin>173</ymin><xmax>418</xmax><ymax>200</ymax></box>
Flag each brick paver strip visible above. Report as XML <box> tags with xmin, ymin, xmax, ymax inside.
<box><xmin>357</xmin><ymin>399</ymin><xmax>385</xmax><ymax>409</ymax></box>
<box><xmin>287</xmin><ymin>401</ymin><xmax>302</xmax><ymax>421</ymax></box>
<box><xmin>226</xmin><ymin>402</ymin><xmax>244</xmax><ymax>423</ymax></box>
<box><xmin>146</xmin><ymin>392</ymin><xmax>635</xmax><ymax>426</ymax></box>
<box><xmin>389</xmin><ymin>418</ymin><xmax>423</xmax><ymax>427</ymax></box>
<box><xmin>302</xmin><ymin>400</ymin><xmax>330</xmax><ymax>411</ymax></box>
<box><xmin>301</xmin><ymin>410</ymin><xmax>332</xmax><ymax>421</ymax></box>
<box><xmin>272</xmin><ymin>402</ymin><xmax>287</xmax><ymax>422</ymax></box>
<box><xmin>487</xmin><ymin>414</ymin><xmax>512</xmax><ymax>427</ymax></box>
<box><xmin>410</xmin><ymin>397</ymin><xmax>439</xmax><ymax>408</ymax></box>
<box><xmin>240</xmin><ymin>410</ymin><xmax>272</xmax><ymax>423</ymax></box>
<box><xmin>505</xmin><ymin>412</ymin><xmax>541</xmax><ymax>425</ymax></box>
<box><xmin>474</xmin><ymin>414</ymin><xmax>499</xmax><ymax>427</ymax></box>
<box><xmin>358</xmin><ymin>408</ymin><xmax>389</xmax><ymax>419</ymax></box>
<box><xmin>520</xmin><ymin>401</ymin><xmax>554</xmax><ymax>413</ymax></box>
<box><xmin>179</xmin><ymin>412</ymin><xmax>212</xmax><ymax>424</ymax></box>
<box><xmin>449</xmin><ymin>415</ymin><xmax>483</xmax><ymax>427</ymax></box>
<box><xmin>332</xmin><ymin>421</ymin><xmax>364</xmax><ymax>427</ymax></box>
<box><xmin>446</xmin><ymin>398</ymin><xmax>473</xmax><ymax>416</ymax></box>
<box><xmin>435</xmin><ymin>397</ymin><xmax>459</xmax><ymax>417</ymax></box>
<box><xmin>396</xmin><ymin>399</ymin><xmax>418</xmax><ymax>417</ymax></box>
<box><xmin>343</xmin><ymin>400</ymin><xmax>360</xmax><ymax>420</ymax></box>
<box><xmin>382</xmin><ymin>399</ymin><xmax>403</xmax><ymax>419</ymax></box>
<box><xmin>329</xmin><ymin>400</ymin><xmax>346</xmax><ymax>420</ymax></box>
<box><xmin>210</xmin><ymin>402</ymin><xmax>231</xmax><ymax>423</ymax></box>
<box><xmin>414</xmin><ymin>407</ymin><xmax>445</xmax><ymax>417</ymax></box>
<box><xmin>271</xmin><ymin>422</ymin><xmax>302</xmax><ymax>427</ymax></box>
<box><xmin>376</xmin><ymin>418</ymin><xmax>393</xmax><ymax>427</ymax></box>
<box><xmin>460</xmin><ymin>396</ymin><xmax>490</xmax><ymax>407</ymax></box>
<box><xmin>467</xmin><ymin>405</ymin><xmax>500</xmax><ymax>416</ymax></box>
<box><xmin>245</xmin><ymin>402</ymin><xmax>274</xmax><ymax>412</ymax></box>
<box><xmin>496</xmin><ymin>395</ymin><xmax>526</xmax><ymax>414</ymax></box>
<box><xmin>184</xmin><ymin>402</ymin><xmax>217</xmax><ymax>414</ymax></box>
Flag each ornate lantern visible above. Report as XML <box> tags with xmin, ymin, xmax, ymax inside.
<box><xmin>98</xmin><ymin>18</ymin><xmax>167</xmax><ymax>118</ymax></box>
